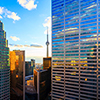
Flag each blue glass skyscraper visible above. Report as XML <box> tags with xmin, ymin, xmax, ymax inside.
<box><xmin>0</xmin><ymin>21</ymin><xmax>10</xmax><ymax>99</ymax></box>
<box><xmin>52</xmin><ymin>0</ymin><xmax>100</xmax><ymax>99</ymax></box>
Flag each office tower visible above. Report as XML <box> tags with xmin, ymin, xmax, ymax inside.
<box><xmin>34</xmin><ymin>67</ymin><xmax>51</xmax><ymax>100</ymax></box>
<box><xmin>25</xmin><ymin>59</ymin><xmax>35</xmax><ymax>76</ymax></box>
<box><xmin>43</xmin><ymin>57</ymin><xmax>51</xmax><ymax>93</ymax></box>
<box><xmin>10</xmin><ymin>50</ymin><xmax>25</xmax><ymax>100</ymax></box>
<box><xmin>52</xmin><ymin>0</ymin><xmax>100</xmax><ymax>99</ymax></box>
<box><xmin>43</xmin><ymin>57</ymin><xmax>51</xmax><ymax>70</ymax></box>
<box><xmin>0</xmin><ymin>21</ymin><xmax>10</xmax><ymax>99</ymax></box>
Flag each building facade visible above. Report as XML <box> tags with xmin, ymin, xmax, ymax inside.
<box><xmin>10</xmin><ymin>50</ymin><xmax>25</xmax><ymax>100</ymax></box>
<box><xmin>0</xmin><ymin>21</ymin><xmax>10</xmax><ymax>99</ymax></box>
<box><xmin>43</xmin><ymin>57</ymin><xmax>51</xmax><ymax>70</ymax></box>
<box><xmin>34</xmin><ymin>67</ymin><xmax>51</xmax><ymax>100</ymax></box>
<box><xmin>52</xmin><ymin>0</ymin><xmax>100</xmax><ymax>99</ymax></box>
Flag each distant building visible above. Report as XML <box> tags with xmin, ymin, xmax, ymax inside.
<box><xmin>25</xmin><ymin>59</ymin><xmax>35</xmax><ymax>76</ymax></box>
<box><xmin>35</xmin><ymin>63</ymin><xmax>43</xmax><ymax>70</ymax></box>
<box><xmin>0</xmin><ymin>21</ymin><xmax>10</xmax><ymax>99</ymax></box>
<box><xmin>25</xmin><ymin>60</ymin><xmax>37</xmax><ymax>100</ymax></box>
<box><xmin>35</xmin><ymin>63</ymin><xmax>42</xmax><ymax>67</ymax></box>
<box><xmin>43</xmin><ymin>57</ymin><xmax>51</xmax><ymax>70</ymax></box>
<box><xmin>10</xmin><ymin>50</ymin><xmax>25</xmax><ymax>100</ymax></box>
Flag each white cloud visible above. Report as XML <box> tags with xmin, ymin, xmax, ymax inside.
<box><xmin>7</xmin><ymin>12</ymin><xmax>20</xmax><ymax>21</ymax></box>
<box><xmin>17</xmin><ymin>0</ymin><xmax>37</xmax><ymax>10</ymax></box>
<box><xmin>0</xmin><ymin>7</ymin><xmax>4</xmax><ymax>14</ymax></box>
<box><xmin>0</xmin><ymin>16</ymin><xmax>2</xmax><ymax>19</ymax></box>
<box><xmin>8</xmin><ymin>43</ymin><xmax>43</xmax><ymax>48</ymax></box>
<box><xmin>0</xmin><ymin>6</ymin><xmax>20</xmax><ymax>22</ymax></box>
<box><xmin>43</xmin><ymin>17</ymin><xmax>51</xmax><ymax>27</ymax></box>
<box><xmin>10</xmin><ymin>36</ymin><xmax>20</xmax><ymax>41</ymax></box>
<box><xmin>43</xmin><ymin>17</ymin><xmax>51</xmax><ymax>34</ymax></box>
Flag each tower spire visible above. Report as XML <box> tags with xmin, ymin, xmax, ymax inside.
<box><xmin>46</xmin><ymin>27</ymin><xmax>49</xmax><ymax>57</ymax></box>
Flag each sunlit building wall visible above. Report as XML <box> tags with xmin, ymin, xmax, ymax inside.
<box><xmin>52</xmin><ymin>0</ymin><xmax>100</xmax><ymax>99</ymax></box>
<box><xmin>0</xmin><ymin>21</ymin><xmax>10</xmax><ymax>99</ymax></box>
<box><xmin>10</xmin><ymin>50</ymin><xmax>25</xmax><ymax>100</ymax></box>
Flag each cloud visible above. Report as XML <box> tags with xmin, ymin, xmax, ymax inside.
<box><xmin>0</xmin><ymin>16</ymin><xmax>2</xmax><ymax>19</ymax></box>
<box><xmin>30</xmin><ymin>44</ymin><xmax>43</xmax><ymax>48</ymax></box>
<box><xmin>43</xmin><ymin>17</ymin><xmax>51</xmax><ymax>34</ymax></box>
<box><xmin>10</xmin><ymin>36</ymin><xmax>20</xmax><ymax>41</ymax></box>
<box><xmin>17</xmin><ymin>0</ymin><xmax>37</xmax><ymax>10</ymax></box>
<box><xmin>43</xmin><ymin>17</ymin><xmax>51</xmax><ymax>27</ymax></box>
<box><xmin>0</xmin><ymin>7</ymin><xmax>20</xmax><ymax>22</ymax></box>
<box><xmin>8</xmin><ymin>43</ymin><xmax>43</xmax><ymax>48</ymax></box>
<box><xmin>7</xmin><ymin>12</ymin><xmax>20</xmax><ymax>22</ymax></box>
<box><xmin>0</xmin><ymin>7</ymin><xmax>4</xmax><ymax>14</ymax></box>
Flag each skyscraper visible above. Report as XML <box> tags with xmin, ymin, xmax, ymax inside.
<box><xmin>34</xmin><ymin>68</ymin><xmax>51</xmax><ymax>100</ymax></box>
<box><xmin>0</xmin><ymin>21</ymin><xmax>10</xmax><ymax>99</ymax></box>
<box><xmin>10</xmin><ymin>50</ymin><xmax>25</xmax><ymax>100</ymax></box>
<box><xmin>52</xmin><ymin>0</ymin><xmax>100</xmax><ymax>99</ymax></box>
<box><xmin>43</xmin><ymin>57</ymin><xmax>51</xmax><ymax>70</ymax></box>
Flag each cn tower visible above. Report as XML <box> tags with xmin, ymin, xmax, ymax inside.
<box><xmin>46</xmin><ymin>27</ymin><xmax>49</xmax><ymax>57</ymax></box>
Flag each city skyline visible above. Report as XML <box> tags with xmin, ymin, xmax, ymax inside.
<box><xmin>1</xmin><ymin>0</ymin><xmax>100</xmax><ymax>100</ymax></box>
<box><xmin>0</xmin><ymin>0</ymin><xmax>51</xmax><ymax>63</ymax></box>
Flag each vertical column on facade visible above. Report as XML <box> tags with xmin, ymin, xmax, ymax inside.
<box><xmin>79</xmin><ymin>0</ymin><xmax>80</xmax><ymax>100</ymax></box>
<box><xmin>51</xmin><ymin>1</ymin><xmax>53</xmax><ymax>100</ymax></box>
<box><xmin>64</xmin><ymin>0</ymin><xmax>65</xmax><ymax>99</ymax></box>
<box><xmin>97</xmin><ymin>0</ymin><xmax>99</xmax><ymax>99</ymax></box>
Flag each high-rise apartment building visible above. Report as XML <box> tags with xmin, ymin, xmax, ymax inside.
<box><xmin>10</xmin><ymin>50</ymin><xmax>25</xmax><ymax>100</ymax></box>
<box><xmin>0</xmin><ymin>21</ymin><xmax>10</xmax><ymax>99</ymax></box>
<box><xmin>52</xmin><ymin>0</ymin><xmax>100</xmax><ymax>99</ymax></box>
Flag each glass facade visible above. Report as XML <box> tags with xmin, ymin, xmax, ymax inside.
<box><xmin>52</xmin><ymin>0</ymin><xmax>100</xmax><ymax>99</ymax></box>
<box><xmin>0</xmin><ymin>21</ymin><xmax>10</xmax><ymax>99</ymax></box>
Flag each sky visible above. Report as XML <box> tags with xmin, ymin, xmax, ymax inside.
<box><xmin>0</xmin><ymin>0</ymin><xmax>51</xmax><ymax>63</ymax></box>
